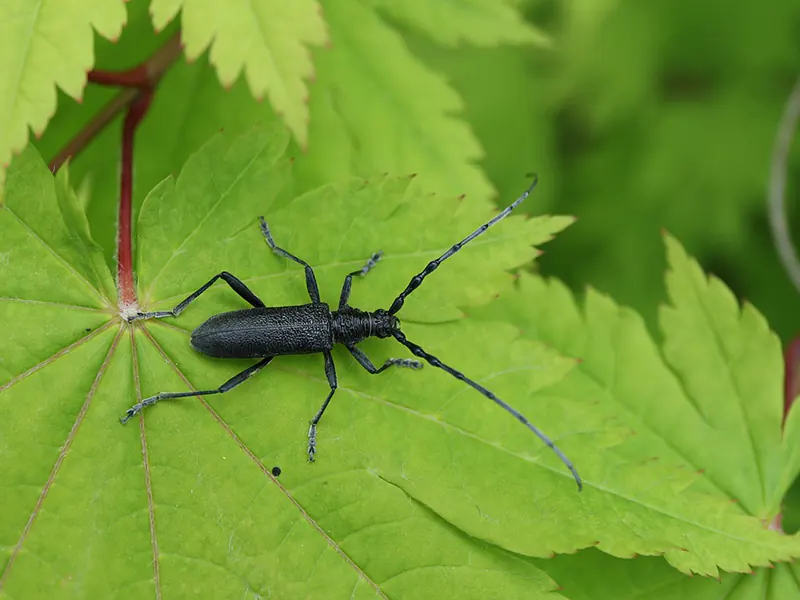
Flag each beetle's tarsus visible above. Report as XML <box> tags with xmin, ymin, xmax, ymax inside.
<box><xmin>307</xmin><ymin>423</ymin><xmax>317</xmax><ymax>462</ymax></box>
<box><xmin>259</xmin><ymin>217</ymin><xmax>276</xmax><ymax>248</ymax></box>
<box><xmin>123</xmin><ymin>311</ymin><xmax>148</xmax><ymax>323</ymax></box>
<box><xmin>129</xmin><ymin>311</ymin><xmax>174</xmax><ymax>322</ymax></box>
<box><xmin>389</xmin><ymin>358</ymin><xmax>423</xmax><ymax>370</ymax></box>
<box><xmin>358</xmin><ymin>251</ymin><xmax>383</xmax><ymax>275</ymax></box>
<box><xmin>120</xmin><ymin>395</ymin><xmax>161</xmax><ymax>424</ymax></box>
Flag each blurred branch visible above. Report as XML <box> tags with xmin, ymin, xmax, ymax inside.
<box><xmin>49</xmin><ymin>32</ymin><xmax>182</xmax><ymax>173</ymax></box>
<box><xmin>48</xmin><ymin>88</ymin><xmax>138</xmax><ymax>173</ymax></box>
<box><xmin>768</xmin><ymin>74</ymin><xmax>800</xmax><ymax>295</ymax></box>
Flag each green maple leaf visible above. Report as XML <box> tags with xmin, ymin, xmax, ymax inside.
<box><xmin>490</xmin><ymin>245</ymin><xmax>800</xmax><ymax>519</ymax></box>
<box><xmin>149</xmin><ymin>0</ymin><xmax>327</xmax><ymax>148</ymax></box>
<box><xmin>401</xmin><ymin>33</ymin><xmax>561</xmax><ymax>214</ymax></box>
<box><xmin>294</xmin><ymin>0</ymin><xmax>493</xmax><ymax>203</ymax></box>
<box><xmin>539</xmin><ymin>548</ymin><xmax>800</xmax><ymax>600</ymax></box>
<box><xmin>0</xmin><ymin>126</ymin><xmax>575</xmax><ymax>598</ymax></box>
<box><xmin>0</xmin><ymin>0</ymin><xmax>126</xmax><ymax>177</ymax></box>
<box><xmin>367</xmin><ymin>0</ymin><xmax>549</xmax><ymax>47</ymax></box>
<box><xmin>468</xmin><ymin>237</ymin><xmax>800</xmax><ymax>576</ymax></box>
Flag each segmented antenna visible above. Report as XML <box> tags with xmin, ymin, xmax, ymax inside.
<box><xmin>387</xmin><ymin>175</ymin><xmax>539</xmax><ymax>315</ymax></box>
<box><xmin>385</xmin><ymin>176</ymin><xmax>581</xmax><ymax>490</ymax></box>
<box><xmin>393</xmin><ymin>330</ymin><xmax>582</xmax><ymax>491</ymax></box>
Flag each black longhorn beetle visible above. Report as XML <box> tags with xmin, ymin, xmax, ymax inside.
<box><xmin>122</xmin><ymin>176</ymin><xmax>582</xmax><ymax>491</ymax></box>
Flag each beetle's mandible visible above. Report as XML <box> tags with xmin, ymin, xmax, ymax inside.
<box><xmin>121</xmin><ymin>176</ymin><xmax>582</xmax><ymax>491</ymax></box>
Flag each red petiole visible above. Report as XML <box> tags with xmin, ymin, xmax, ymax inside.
<box><xmin>50</xmin><ymin>32</ymin><xmax>182</xmax><ymax>308</ymax></box>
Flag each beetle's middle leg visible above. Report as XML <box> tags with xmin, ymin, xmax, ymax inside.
<box><xmin>307</xmin><ymin>351</ymin><xmax>338</xmax><ymax>462</ymax></box>
<box><xmin>120</xmin><ymin>356</ymin><xmax>274</xmax><ymax>424</ymax></box>
<box><xmin>131</xmin><ymin>272</ymin><xmax>265</xmax><ymax>322</ymax></box>
<box><xmin>259</xmin><ymin>217</ymin><xmax>321</xmax><ymax>303</ymax></box>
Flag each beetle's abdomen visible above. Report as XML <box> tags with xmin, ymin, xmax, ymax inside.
<box><xmin>190</xmin><ymin>304</ymin><xmax>333</xmax><ymax>358</ymax></box>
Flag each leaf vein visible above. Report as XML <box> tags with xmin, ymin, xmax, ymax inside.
<box><xmin>0</xmin><ymin>325</ymin><xmax>123</xmax><ymax>587</ymax></box>
<box><xmin>0</xmin><ymin>319</ymin><xmax>117</xmax><ymax>392</ymax></box>
<box><xmin>2</xmin><ymin>205</ymin><xmax>109</xmax><ymax>306</ymax></box>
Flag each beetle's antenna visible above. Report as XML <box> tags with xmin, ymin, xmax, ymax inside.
<box><xmin>387</xmin><ymin>175</ymin><xmax>539</xmax><ymax>315</ymax></box>
<box><xmin>393</xmin><ymin>329</ymin><xmax>582</xmax><ymax>491</ymax></box>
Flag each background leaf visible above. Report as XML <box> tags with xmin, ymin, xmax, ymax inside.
<box><xmin>367</xmin><ymin>0</ymin><xmax>549</xmax><ymax>47</ymax></box>
<box><xmin>470</xmin><ymin>235</ymin><xmax>800</xmax><ymax>576</ymax></box>
<box><xmin>150</xmin><ymin>0</ymin><xmax>327</xmax><ymax>147</ymax></box>
<box><xmin>294</xmin><ymin>0</ymin><xmax>492</xmax><ymax>202</ymax></box>
<box><xmin>539</xmin><ymin>548</ymin><xmax>800</xmax><ymax>600</ymax></box>
<box><xmin>0</xmin><ymin>0</ymin><xmax>126</xmax><ymax>175</ymax></box>
<box><xmin>660</xmin><ymin>235</ymin><xmax>800</xmax><ymax>516</ymax></box>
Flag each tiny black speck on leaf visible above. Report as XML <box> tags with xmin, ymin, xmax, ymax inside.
<box><xmin>271</xmin><ymin>466</ymin><xmax>281</xmax><ymax>477</ymax></box>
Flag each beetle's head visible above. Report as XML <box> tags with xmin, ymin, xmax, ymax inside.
<box><xmin>372</xmin><ymin>309</ymin><xmax>400</xmax><ymax>338</ymax></box>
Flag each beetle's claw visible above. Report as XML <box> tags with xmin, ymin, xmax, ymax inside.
<box><xmin>119</xmin><ymin>408</ymin><xmax>136</xmax><ymax>425</ymax></box>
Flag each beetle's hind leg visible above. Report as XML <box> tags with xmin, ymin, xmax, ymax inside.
<box><xmin>307</xmin><ymin>351</ymin><xmax>338</xmax><ymax>462</ymax></box>
<box><xmin>120</xmin><ymin>357</ymin><xmax>274</xmax><ymax>423</ymax></box>
<box><xmin>129</xmin><ymin>271</ymin><xmax>265</xmax><ymax>322</ymax></box>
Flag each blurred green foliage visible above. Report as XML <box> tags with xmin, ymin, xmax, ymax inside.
<box><xmin>415</xmin><ymin>0</ymin><xmax>800</xmax><ymax>341</ymax></box>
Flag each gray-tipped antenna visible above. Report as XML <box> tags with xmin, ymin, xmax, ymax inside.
<box><xmin>387</xmin><ymin>175</ymin><xmax>539</xmax><ymax>315</ymax></box>
<box><xmin>393</xmin><ymin>330</ymin><xmax>582</xmax><ymax>490</ymax></box>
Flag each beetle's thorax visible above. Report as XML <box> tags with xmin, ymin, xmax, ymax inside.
<box><xmin>332</xmin><ymin>307</ymin><xmax>398</xmax><ymax>345</ymax></box>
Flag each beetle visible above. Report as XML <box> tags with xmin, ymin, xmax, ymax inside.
<box><xmin>121</xmin><ymin>177</ymin><xmax>582</xmax><ymax>490</ymax></box>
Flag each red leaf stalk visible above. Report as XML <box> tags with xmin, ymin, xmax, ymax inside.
<box><xmin>49</xmin><ymin>33</ymin><xmax>182</xmax><ymax>310</ymax></box>
<box><xmin>117</xmin><ymin>92</ymin><xmax>154</xmax><ymax>307</ymax></box>
<box><xmin>88</xmin><ymin>66</ymin><xmax>150</xmax><ymax>88</ymax></box>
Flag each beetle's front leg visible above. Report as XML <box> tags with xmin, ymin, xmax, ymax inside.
<box><xmin>338</xmin><ymin>251</ymin><xmax>383</xmax><ymax>309</ymax></box>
